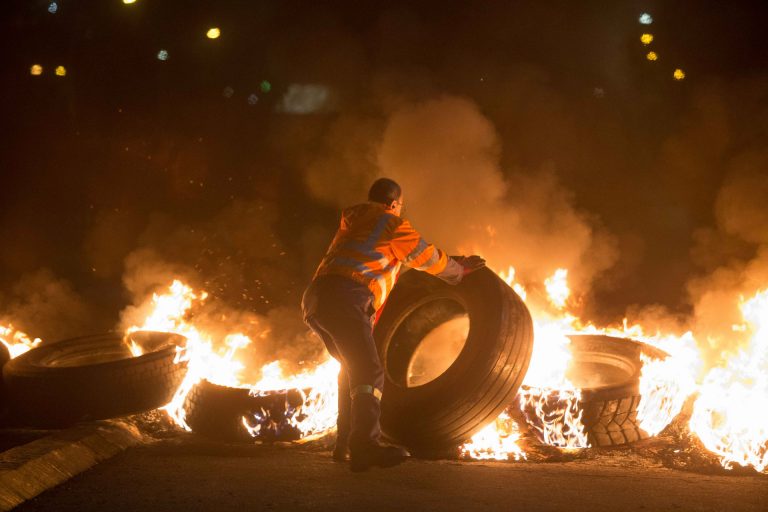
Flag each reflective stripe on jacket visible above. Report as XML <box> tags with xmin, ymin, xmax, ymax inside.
<box><xmin>314</xmin><ymin>202</ymin><xmax>462</xmax><ymax>311</ymax></box>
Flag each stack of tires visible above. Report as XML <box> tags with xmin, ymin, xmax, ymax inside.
<box><xmin>1</xmin><ymin>331</ymin><xmax>187</xmax><ymax>428</ymax></box>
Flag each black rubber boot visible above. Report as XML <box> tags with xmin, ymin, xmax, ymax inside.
<box><xmin>349</xmin><ymin>442</ymin><xmax>410</xmax><ymax>472</ymax></box>
<box><xmin>348</xmin><ymin>393</ymin><xmax>409</xmax><ymax>471</ymax></box>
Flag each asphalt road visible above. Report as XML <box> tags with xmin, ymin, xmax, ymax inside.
<box><xmin>13</xmin><ymin>434</ymin><xmax>767</xmax><ymax>512</ymax></box>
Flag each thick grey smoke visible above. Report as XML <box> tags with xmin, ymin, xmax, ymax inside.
<box><xmin>0</xmin><ymin>269</ymin><xmax>90</xmax><ymax>342</ymax></box>
<box><xmin>117</xmin><ymin>199</ymin><xmax>328</xmax><ymax>376</ymax></box>
<box><xmin>687</xmin><ymin>150</ymin><xmax>768</xmax><ymax>363</ymax></box>
<box><xmin>307</xmin><ymin>95</ymin><xmax>619</xmax><ymax>299</ymax></box>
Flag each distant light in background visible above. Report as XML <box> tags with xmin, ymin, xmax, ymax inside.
<box><xmin>646</xmin><ymin>51</ymin><xmax>658</xmax><ymax>61</ymax></box>
<box><xmin>206</xmin><ymin>27</ymin><xmax>221</xmax><ymax>39</ymax></box>
<box><xmin>278</xmin><ymin>84</ymin><xmax>331</xmax><ymax>114</ymax></box>
<box><xmin>673</xmin><ymin>69</ymin><xmax>686</xmax><ymax>80</ymax></box>
<box><xmin>55</xmin><ymin>66</ymin><xmax>67</xmax><ymax>77</ymax></box>
<box><xmin>122</xmin><ymin>0</ymin><xmax>137</xmax><ymax>4</ymax></box>
<box><xmin>247</xmin><ymin>93</ymin><xmax>259</xmax><ymax>106</ymax></box>
<box><xmin>260</xmin><ymin>80</ymin><xmax>272</xmax><ymax>93</ymax></box>
<box><xmin>48</xmin><ymin>2</ymin><xmax>58</xmax><ymax>14</ymax></box>
<box><xmin>640</xmin><ymin>33</ymin><xmax>654</xmax><ymax>45</ymax></box>
<box><xmin>222</xmin><ymin>86</ymin><xmax>234</xmax><ymax>98</ymax></box>
<box><xmin>157</xmin><ymin>49</ymin><xmax>169</xmax><ymax>61</ymax></box>
<box><xmin>30</xmin><ymin>64</ymin><xmax>43</xmax><ymax>76</ymax></box>
<box><xmin>639</xmin><ymin>13</ymin><xmax>653</xmax><ymax>25</ymax></box>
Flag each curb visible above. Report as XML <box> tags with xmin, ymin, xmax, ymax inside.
<box><xmin>0</xmin><ymin>420</ymin><xmax>145</xmax><ymax>511</ymax></box>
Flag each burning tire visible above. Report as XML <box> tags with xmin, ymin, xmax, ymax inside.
<box><xmin>522</xmin><ymin>334</ymin><xmax>669</xmax><ymax>448</ymax></box>
<box><xmin>374</xmin><ymin>266</ymin><xmax>534</xmax><ymax>454</ymax></box>
<box><xmin>183</xmin><ymin>380</ymin><xmax>305</xmax><ymax>442</ymax></box>
<box><xmin>2</xmin><ymin>331</ymin><xmax>186</xmax><ymax>427</ymax></box>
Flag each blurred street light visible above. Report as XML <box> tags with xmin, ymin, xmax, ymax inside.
<box><xmin>123</xmin><ymin>0</ymin><xmax>137</xmax><ymax>5</ymax></box>
<box><xmin>55</xmin><ymin>66</ymin><xmax>67</xmax><ymax>77</ymax></box>
<box><xmin>673</xmin><ymin>69</ymin><xmax>686</xmax><ymax>80</ymax></box>
<box><xmin>206</xmin><ymin>27</ymin><xmax>221</xmax><ymax>39</ymax></box>
<box><xmin>157</xmin><ymin>49</ymin><xmax>169</xmax><ymax>61</ymax></box>
<box><xmin>647</xmin><ymin>51</ymin><xmax>658</xmax><ymax>61</ymax></box>
<box><xmin>30</xmin><ymin>65</ymin><xmax>43</xmax><ymax>76</ymax></box>
<box><xmin>640</xmin><ymin>34</ymin><xmax>654</xmax><ymax>45</ymax></box>
<box><xmin>639</xmin><ymin>13</ymin><xmax>653</xmax><ymax>25</ymax></box>
<box><xmin>48</xmin><ymin>2</ymin><xmax>58</xmax><ymax>14</ymax></box>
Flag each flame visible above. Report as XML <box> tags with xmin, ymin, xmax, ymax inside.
<box><xmin>544</xmin><ymin>268</ymin><xmax>569</xmax><ymax>310</ymax></box>
<box><xmin>0</xmin><ymin>324</ymin><xmax>42</xmax><ymax>359</ymax></box>
<box><xmin>127</xmin><ymin>280</ymin><xmax>338</xmax><ymax>437</ymax></box>
<box><xmin>247</xmin><ymin>358</ymin><xmax>340</xmax><ymax>439</ymax></box>
<box><xmin>461</xmin><ymin>411</ymin><xmax>526</xmax><ymax>461</ymax></box>
<box><xmin>128</xmin><ymin>274</ymin><xmax>764</xmax><ymax>472</ymax></box>
<box><xmin>459</xmin><ymin>267</ymin><xmax>701</xmax><ymax>458</ymax></box>
<box><xmin>689</xmin><ymin>290</ymin><xmax>768</xmax><ymax>473</ymax></box>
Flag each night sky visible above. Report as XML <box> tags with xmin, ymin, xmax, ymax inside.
<box><xmin>2</xmin><ymin>1</ymin><xmax>768</xmax><ymax>345</ymax></box>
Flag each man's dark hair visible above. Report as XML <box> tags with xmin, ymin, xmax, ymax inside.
<box><xmin>368</xmin><ymin>178</ymin><xmax>402</xmax><ymax>205</ymax></box>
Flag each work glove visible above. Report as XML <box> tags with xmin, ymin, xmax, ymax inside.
<box><xmin>453</xmin><ymin>255</ymin><xmax>486</xmax><ymax>275</ymax></box>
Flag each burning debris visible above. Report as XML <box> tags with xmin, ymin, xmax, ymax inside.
<box><xmin>0</xmin><ymin>267</ymin><xmax>766</xmax><ymax>475</ymax></box>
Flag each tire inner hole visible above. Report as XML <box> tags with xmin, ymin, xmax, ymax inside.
<box><xmin>386</xmin><ymin>298</ymin><xmax>469</xmax><ymax>388</ymax></box>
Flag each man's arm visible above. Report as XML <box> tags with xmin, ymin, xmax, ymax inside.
<box><xmin>389</xmin><ymin>218</ymin><xmax>471</xmax><ymax>285</ymax></box>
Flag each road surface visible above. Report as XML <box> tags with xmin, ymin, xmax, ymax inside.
<box><xmin>14</xmin><ymin>433</ymin><xmax>767</xmax><ymax>512</ymax></box>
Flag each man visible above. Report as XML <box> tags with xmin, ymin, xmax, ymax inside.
<box><xmin>302</xmin><ymin>177</ymin><xmax>484</xmax><ymax>471</ymax></box>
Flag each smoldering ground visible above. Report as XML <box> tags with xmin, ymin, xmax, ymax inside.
<box><xmin>2</xmin><ymin>2</ymin><xmax>768</xmax><ymax>372</ymax></box>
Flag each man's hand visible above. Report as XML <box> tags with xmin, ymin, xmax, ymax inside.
<box><xmin>453</xmin><ymin>255</ymin><xmax>486</xmax><ymax>275</ymax></box>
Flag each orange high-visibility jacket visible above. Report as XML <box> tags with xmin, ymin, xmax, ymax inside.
<box><xmin>314</xmin><ymin>202</ymin><xmax>462</xmax><ymax>311</ymax></box>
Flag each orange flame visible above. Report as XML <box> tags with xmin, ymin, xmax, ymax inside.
<box><xmin>689</xmin><ymin>290</ymin><xmax>768</xmax><ymax>473</ymax></box>
<box><xmin>127</xmin><ymin>280</ymin><xmax>338</xmax><ymax>437</ymax></box>
<box><xmin>0</xmin><ymin>324</ymin><xmax>42</xmax><ymax>359</ymax></box>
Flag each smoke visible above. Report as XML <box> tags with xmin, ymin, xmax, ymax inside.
<box><xmin>303</xmin><ymin>114</ymin><xmax>385</xmax><ymax>208</ymax></box>
<box><xmin>116</xmin><ymin>199</ymin><xmax>328</xmax><ymax>375</ymax></box>
<box><xmin>308</xmin><ymin>95</ymin><xmax>618</xmax><ymax>298</ymax></box>
<box><xmin>0</xmin><ymin>268</ymin><xmax>91</xmax><ymax>342</ymax></box>
<box><xmin>687</xmin><ymin>150</ymin><xmax>768</xmax><ymax>363</ymax></box>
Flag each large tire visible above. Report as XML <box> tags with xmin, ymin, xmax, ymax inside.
<box><xmin>2</xmin><ymin>331</ymin><xmax>187</xmax><ymax>428</ymax></box>
<box><xmin>374</xmin><ymin>267</ymin><xmax>534</xmax><ymax>454</ymax></box>
<box><xmin>521</xmin><ymin>334</ymin><xmax>669</xmax><ymax>448</ymax></box>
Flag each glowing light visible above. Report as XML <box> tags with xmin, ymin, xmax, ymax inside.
<box><xmin>157</xmin><ymin>49</ymin><xmax>169</xmax><ymax>61</ymax></box>
<box><xmin>206</xmin><ymin>27</ymin><xmax>221</xmax><ymax>39</ymax></box>
<box><xmin>690</xmin><ymin>290</ymin><xmax>768</xmax><ymax>473</ymax></box>
<box><xmin>30</xmin><ymin>65</ymin><xmax>43</xmax><ymax>76</ymax></box>
<box><xmin>260</xmin><ymin>80</ymin><xmax>272</xmax><ymax>93</ymax></box>
<box><xmin>128</xmin><ymin>280</ymin><xmax>339</xmax><ymax>438</ymax></box>
<box><xmin>673</xmin><ymin>69</ymin><xmax>686</xmax><ymax>80</ymax></box>
<box><xmin>461</xmin><ymin>411</ymin><xmax>526</xmax><ymax>461</ymax></box>
<box><xmin>55</xmin><ymin>66</ymin><xmax>66</xmax><ymax>77</ymax></box>
<box><xmin>222</xmin><ymin>86</ymin><xmax>234</xmax><ymax>98</ymax></box>
<box><xmin>646</xmin><ymin>51</ymin><xmax>658</xmax><ymax>61</ymax></box>
<box><xmin>278</xmin><ymin>84</ymin><xmax>331</xmax><ymax>114</ymax></box>
<box><xmin>48</xmin><ymin>2</ymin><xmax>58</xmax><ymax>14</ymax></box>
<box><xmin>639</xmin><ymin>13</ymin><xmax>653</xmax><ymax>25</ymax></box>
<box><xmin>640</xmin><ymin>34</ymin><xmax>654</xmax><ymax>45</ymax></box>
<box><xmin>1</xmin><ymin>324</ymin><xmax>42</xmax><ymax>358</ymax></box>
<box><xmin>123</xmin><ymin>0</ymin><xmax>137</xmax><ymax>4</ymax></box>
<box><xmin>247</xmin><ymin>93</ymin><xmax>259</xmax><ymax>106</ymax></box>
<box><xmin>544</xmin><ymin>268</ymin><xmax>569</xmax><ymax>310</ymax></box>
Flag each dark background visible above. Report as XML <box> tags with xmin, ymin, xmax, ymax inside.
<box><xmin>2</xmin><ymin>0</ymin><xmax>767</xmax><ymax>348</ymax></box>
